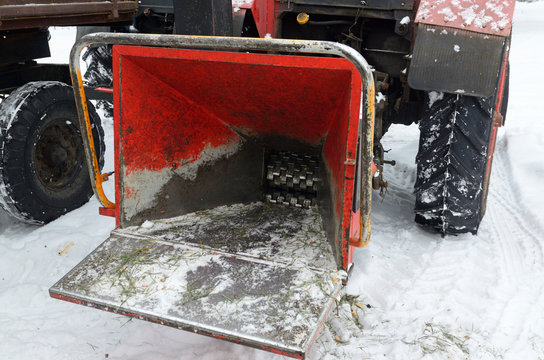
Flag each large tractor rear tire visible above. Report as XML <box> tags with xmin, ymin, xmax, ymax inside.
<box><xmin>0</xmin><ymin>81</ymin><xmax>105</xmax><ymax>224</ymax></box>
<box><xmin>82</xmin><ymin>44</ymin><xmax>113</xmax><ymax>117</ymax></box>
<box><xmin>77</xmin><ymin>26</ymin><xmax>112</xmax><ymax>87</ymax></box>
<box><xmin>77</xmin><ymin>27</ymin><xmax>114</xmax><ymax>117</ymax></box>
<box><xmin>82</xmin><ymin>45</ymin><xmax>113</xmax><ymax>88</ymax></box>
<box><xmin>414</xmin><ymin>93</ymin><xmax>495</xmax><ymax>235</ymax></box>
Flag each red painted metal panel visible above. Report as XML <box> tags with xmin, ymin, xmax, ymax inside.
<box><xmin>321</xmin><ymin>70</ymin><xmax>361</xmax><ymax>268</ymax></box>
<box><xmin>415</xmin><ymin>0</ymin><xmax>515</xmax><ymax>37</ymax></box>
<box><xmin>117</xmin><ymin>56</ymin><xmax>238</xmax><ymax>174</ymax></box>
<box><xmin>349</xmin><ymin>209</ymin><xmax>361</xmax><ymax>244</ymax></box>
<box><xmin>98</xmin><ymin>207</ymin><xmax>115</xmax><ymax>217</ymax></box>
<box><xmin>94</xmin><ymin>87</ymin><xmax>114</xmax><ymax>93</ymax></box>
<box><xmin>115</xmin><ymin>47</ymin><xmax>355</xmax><ymax>166</ymax></box>
<box><xmin>239</xmin><ymin>0</ymin><xmax>276</xmax><ymax>37</ymax></box>
<box><xmin>483</xmin><ymin>46</ymin><xmax>510</xmax><ymax>197</ymax></box>
<box><xmin>112</xmin><ymin>45</ymin><xmax>361</xmax><ymax>269</ymax></box>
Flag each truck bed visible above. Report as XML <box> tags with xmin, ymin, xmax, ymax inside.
<box><xmin>0</xmin><ymin>0</ymin><xmax>137</xmax><ymax>30</ymax></box>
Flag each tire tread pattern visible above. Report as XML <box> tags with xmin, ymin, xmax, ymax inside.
<box><xmin>414</xmin><ymin>93</ymin><xmax>494</xmax><ymax>234</ymax></box>
<box><xmin>0</xmin><ymin>81</ymin><xmax>105</xmax><ymax>224</ymax></box>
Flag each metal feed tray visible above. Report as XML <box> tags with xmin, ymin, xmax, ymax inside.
<box><xmin>50</xmin><ymin>202</ymin><xmax>344</xmax><ymax>359</ymax></box>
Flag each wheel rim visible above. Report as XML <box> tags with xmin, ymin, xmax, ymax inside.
<box><xmin>33</xmin><ymin>118</ymin><xmax>84</xmax><ymax>191</ymax></box>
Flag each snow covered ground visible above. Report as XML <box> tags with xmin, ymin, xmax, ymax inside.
<box><xmin>2</xmin><ymin>2</ymin><xmax>544</xmax><ymax>359</ymax></box>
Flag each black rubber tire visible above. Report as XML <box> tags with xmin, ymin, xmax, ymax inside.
<box><xmin>414</xmin><ymin>93</ymin><xmax>495</xmax><ymax>235</ymax></box>
<box><xmin>82</xmin><ymin>45</ymin><xmax>113</xmax><ymax>88</ymax></box>
<box><xmin>0</xmin><ymin>81</ymin><xmax>105</xmax><ymax>224</ymax></box>
<box><xmin>82</xmin><ymin>44</ymin><xmax>113</xmax><ymax>116</ymax></box>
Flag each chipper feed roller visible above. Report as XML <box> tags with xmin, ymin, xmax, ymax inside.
<box><xmin>50</xmin><ymin>33</ymin><xmax>375</xmax><ymax>359</ymax></box>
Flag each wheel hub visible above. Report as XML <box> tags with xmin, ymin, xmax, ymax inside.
<box><xmin>34</xmin><ymin>119</ymin><xmax>83</xmax><ymax>190</ymax></box>
<box><xmin>46</xmin><ymin>144</ymin><xmax>69</xmax><ymax>167</ymax></box>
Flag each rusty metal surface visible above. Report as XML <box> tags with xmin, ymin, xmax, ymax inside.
<box><xmin>0</xmin><ymin>1</ymin><xmax>137</xmax><ymax>30</ymax></box>
<box><xmin>50</xmin><ymin>202</ymin><xmax>343</xmax><ymax>359</ymax></box>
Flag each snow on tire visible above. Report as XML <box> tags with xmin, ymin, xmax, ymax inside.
<box><xmin>82</xmin><ymin>45</ymin><xmax>113</xmax><ymax>116</ymax></box>
<box><xmin>82</xmin><ymin>45</ymin><xmax>112</xmax><ymax>87</ymax></box>
<box><xmin>0</xmin><ymin>81</ymin><xmax>105</xmax><ymax>224</ymax></box>
<box><xmin>414</xmin><ymin>92</ymin><xmax>495</xmax><ymax>235</ymax></box>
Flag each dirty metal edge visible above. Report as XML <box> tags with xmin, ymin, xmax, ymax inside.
<box><xmin>50</xmin><ymin>276</ymin><xmax>342</xmax><ymax>360</ymax></box>
<box><xmin>109</xmin><ymin>229</ymin><xmax>338</xmax><ymax>275</ymax></box>
<box><xmin>49</xmin><ymin>233</ymin><xmax>343</xmax><ymax>359</ymax></box>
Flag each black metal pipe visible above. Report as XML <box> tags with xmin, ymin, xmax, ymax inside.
<box><xmin>307</xmin><ymin>20</ymin><xmax>353</xmax><ymax>26</ymax></box>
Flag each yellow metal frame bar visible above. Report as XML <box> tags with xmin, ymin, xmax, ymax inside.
<box><xmin>359</xmin><ymin>81</ymin><xmax>375</xmax><ymax>248</ymax></box>
<box><xmin>72</xmin><ymin>57</ymin><xmax>114</xmax><ymax>209</ymax></box>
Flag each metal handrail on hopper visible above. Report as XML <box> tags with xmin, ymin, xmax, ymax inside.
<box><xmin>69</xmin><ymin>32</ymin><xmax>375</xmax><ymax>246</ymax></box>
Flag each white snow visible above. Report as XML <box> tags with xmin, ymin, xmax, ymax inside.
<box><xmin>428</xmin><ymin>90</ymin><xmax>445</xmax><ymax>108</ymax></box>
<box><xmin>400</xmin><ymin>16</ymin><xmax>411</xmax><ymax>25</ymax></box>
<box><xmin>38</xmin><ymin>27</ymin><xmax>76</xmax><ymax>64</ymax></box>
<box><xmin>122</xmin><ymin>141</ymin><xmax>242</xmax><ymax>221</ymax></box>
<box><xmin>232</xmin><ymin>0</ymin><xmax>253</xmax><ymax>6</ymax></box>
<box><xmin>140</xmin><ymin>220</ymin><xmax>154</xmax><ymax>229</ymax></box>
<box><xmin>2</xmin><ymin>2</ymin><xmax>544</xmax><ymax>359</ymax></box>
<box><xmin>438</xmin><ymin>6</ymin><xmax>458</xmax><ymax>22</ymax></box>
<box><xmin>417</xmin><ymin>0</ymin><xmax>513</xmax><ymax>34</ymax></box>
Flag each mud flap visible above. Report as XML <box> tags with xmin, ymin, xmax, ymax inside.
<box><xmin>409</xmin><ymin>0</ymin><xmax>514</xmax><ymax>97</ymax></box>
<box><xmin>408</xmin><ymin>24</ymin><xmax>506</xmax><ymax>97</ymax></box>
<box><xmin>50</xmin><ymin>203</ymin><xmax>344</xmax><ymax>359</ymax></box>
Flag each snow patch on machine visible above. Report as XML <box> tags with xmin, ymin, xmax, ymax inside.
<box><xmin>415</xmin><ymin>0</ymin><xmax>515</xmax><ymax>37</ymax></box>
<box><xmin>122</xmin><ymin>141</ymin><xmax>242</xmax><ymax>222</ymax></box>
<box><xmin>428</xmin><ymin>91</ymin><xmax>444</xmax><ymax>108</ymax></box>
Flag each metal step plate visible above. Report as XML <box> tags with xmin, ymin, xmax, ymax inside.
<box><xmin>50</xmin><ymin>202</ymin><xmax>344</xmax><ymax>359</ymax></box>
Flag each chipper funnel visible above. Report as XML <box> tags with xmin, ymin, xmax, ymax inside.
<box><xmin>50</xmin><ymin>33</ymin><xmax>375</xmax><ymax>359</ymax></box>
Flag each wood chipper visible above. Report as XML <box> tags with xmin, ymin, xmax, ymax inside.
<box><xmin>49</xmin><ymin>33</ymin><xmax>375</xmax><ymax>359</ymax></box>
